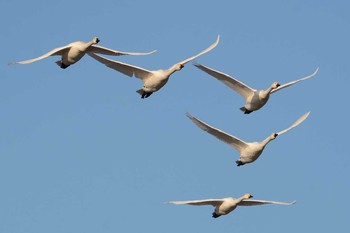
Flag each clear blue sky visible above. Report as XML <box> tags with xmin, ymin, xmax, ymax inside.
<box><xmin>1</xmin><ymin>0</ymin><xmax>349</xmax><ymax>232</ymax></box>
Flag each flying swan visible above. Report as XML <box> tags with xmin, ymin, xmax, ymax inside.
<box><xmin>167</xmin><ymin>193</ymin><xmax>295</xmax><ymax>218</ymax></box>
<box><xmin>88</xmin><ymin>35</ymin><xmax>220</xmax><ymax>98</ymax></box>
<box><xmin>9</xmin><ymin>37</ymin><xmax>156</xmax><ymax>69</ymax></box>
<box><xmin>187</xmin><ymin>111</ymin><xmax>310</xmax><ymax>166</ymax></box>
<box><xmin>193</xmin><ymin>62</ymin><xmax>319</xmax><ymax>114</ymax></box>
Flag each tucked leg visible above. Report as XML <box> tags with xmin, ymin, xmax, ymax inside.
<box><xmin>60</xmin><ymin>63</ymin><xmax>70</xmax><ymax>69</ymax></box>
<box><xmin>240</xmin><ymin>106</ymin><xmax>252</xmax><ymax>114</ymax></box>
<box><xmin>236</xmin><ymin>160</ymin><xmax>245</xmax><ymax>166</ymax></box>
<box><xmin>55</xmin><ymin>60</ymin><xmax>70</xmax><ymax>69</ymax></box>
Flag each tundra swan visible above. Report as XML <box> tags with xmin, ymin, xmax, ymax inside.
<box><xmin>88</xmin><ymin>35</ymin><xmax>220</xmax><ymax>98</ymax></box>
<box><xmin>187</xmin><ymin>111</ymin><xmax>310</xmax><ymax>166</ymax></box>
<box><xmin>167</xmin><ymin>193</ymin><xmax>295</xmax><ymax>218</ymax></box>
<box><xmin>193</xmin><ymin>62</ymin><xmax>319</xmax><ymax>114</ymax></box>
<box><xmin>10</xmin><ymin>37</ymin><xmax>156</xmax><ymax>69</ymax></box>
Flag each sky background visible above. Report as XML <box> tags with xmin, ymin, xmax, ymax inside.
<box><xmin>0</xmin><ymin>0</ymin><xmax>349</xmax><ymax>232</ymax></box>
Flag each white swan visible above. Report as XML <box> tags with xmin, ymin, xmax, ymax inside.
<box><xmin>187</xmin><ymin>112</ymin><xmax>310</xmax><ymax>166</ymax></box>
<box><xmin>9</xmin><ymin>37</ymin><xmax>157</xmax><ymax>69</ymax></box>
<box><xmin>88</xmin><ymin>35</ymin><xmax>220</xmax><ymax>98</ymax></box>
<box><xmin>167</xmin><ymin>193</ymin><xmax>296</xmax><ymax>218</ymax></box>
<box><xmin>193</xmin><ymin>62</ymin><xmax>319</xmax><ymax>114</ymax></box>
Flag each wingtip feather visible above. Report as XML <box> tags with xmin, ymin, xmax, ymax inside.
<box><xmin>186</xmin><ymin>112</ymin><xmax>193</xmax><ymax>119</ymax></box>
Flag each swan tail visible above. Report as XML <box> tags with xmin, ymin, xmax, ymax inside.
<box><xmin>136</xmin><ymin>89</ymin><xmax>144</xmax><ymax>96</ymax></box>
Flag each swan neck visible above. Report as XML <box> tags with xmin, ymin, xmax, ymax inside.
<box><xmin>87</xmin><ymin>41</ymin><xmax>95</xmax><ymax>47</ymax></box>
<box><xmin>167</xmin><ymin>64</ymin><xmax>180</xmax><ymax>75</ymax></box>
<box><xmin>262</xmin><ymin>136</ymin><xmax>273</xmax><ymax>146</ymax></box>
<box><xmin>264</xmin><ymin>85</ymin><xmax>275</xmax><ymax>95</ymax></box>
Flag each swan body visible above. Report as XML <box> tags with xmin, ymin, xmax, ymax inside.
<box><xmin>193</xmin><ymin>62</ymin><xmax>319</xmax><ymax>114</ymax></box>
<box><xmin>88</xmin><ymin>35</ymin><xmax>220</xmax><ymax>98</ymax></box>
<box><xmin>167</xmin><ymin>193</ymin><xmax>295</xmax><ymax>218</ymax></box>
<box><xmin>10</xmin><ymin>37</ymin><xmax>156</xmax><ymax>69</ymax></box>
<box><xmin>187</xmin><ymin>112</ymin><xmax>310</xmax><ymax>166</ymax></box>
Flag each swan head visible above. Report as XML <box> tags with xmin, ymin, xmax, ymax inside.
<box><xmin>92</xmin><ymin>37</ymin><xmax>100</xmax><ymax>44</ymax></box>
<box><xmin>176</xmin><ymin>63</ymin><xmax>184</xmax><ymax>71</ymax></box>
<box><xmin>270</xmin><ymin>133</ymin><xmax>278</xmax><ymax>140</ymax></box>
<box><xmin>243</xmin><ymin>193</ymin><xmax>253</xmax><ymax>199</ymax></box>
<box><xmin>272</xmin><ymin>82</ymin><xmax>280</xmax><ymax>89</ymax></box>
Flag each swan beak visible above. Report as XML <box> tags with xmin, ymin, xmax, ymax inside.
<box><xmin>276</xmin><ymin>83</ymin><xmax>281</xmax><ymax>87</ymax></box>
<box><xmin>179</xmin><ymin>64</ymin><xmax>184</xmax><ymax>69</ymax></box>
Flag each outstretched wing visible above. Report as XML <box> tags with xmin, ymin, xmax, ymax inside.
<box><xmin>167</xmin><ymin>199</ymin><xmax>224</xmax><ymax>207</ymax></box>
<box><xmin>193</xmin><ymin>62</ymin><xmax>255</xmax><ymax>99</ymax></box>
<box><xmin>88</xmin><ymin>53</ymin><xmax>152</xmax><ymax>80</ymax></box>
<box><xmin>9</xmin><ymin>45</ymin><xmax>71</xmax><ymax>65</ymax></box>
<box><xmin>177</xmin><ymin>35</ymin><xmax>220</xmax><ymax>66</ymax></box>
<box><xmin>88</xmin><ymin>45</ymin><xmax>157</xmax><ymax>56</ymax></box>
<box><xmin>187</xmin><ymin>113</ymin><xmax>248</xmax><ymax>152</ymax></box>
<box><xmin>277</xmin><ymin>111</ymin><xmax>310</xmax><ymax>136</ymax></box>
<box><xmin>238</xmin><ymin>199</ymin><xmax>296</xmax><ymax>206</ymax></box>
<box><xmin>271</xmin><ymin>67</ymin><xmax>319</xmax><ymax>94</ymax></box>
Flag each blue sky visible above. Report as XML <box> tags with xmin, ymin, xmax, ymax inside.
<box><xmin>0</xmin><ymin>0</ymin><xmax>349</xmax><ymax>232</ymax></box>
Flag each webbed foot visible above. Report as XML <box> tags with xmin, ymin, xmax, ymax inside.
<box><xmin>141</xmin><ymin>92</ymin><xmax>153</xmax><ymax>98</ymax></box>
<box><xmin>60</xmin><ymin>63</ymin><xmax>70</xmax><ymax>69</ymax></box>
<box><xmin>240</xmin><ymin>107</ymin><xmax>252</xmax><ymax>114</ymax></box>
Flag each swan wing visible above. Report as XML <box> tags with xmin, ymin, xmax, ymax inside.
<box><xmin>9</xmin><ymin>45</ymin><xmax>71</xmax><ymax>65</ymax></box>
<box><xmin>177</xmin><ymin>35</ymin><xmax>220</xmax><ymax>66</ymax></box>
<box><xmin>193</xmin><ymin>62</ymin><xmax>255</xmax><ymax>98</ymax></box>
<box><xmin>167</xmin><ymin>199</ymin><xmax>224</xmax><ymax>207</ymax></box>
<box><xmin>88</xmin><ymin>53</ymin><xmax>152</xmax><ymax>80</ymax></box>
<box><xmin>187</xmin><ymin>113</ymin><xmax>248</xmax><ymax>152</ymax></box>
<box><xmin>238</xmin><ymin>199</ymin><xmax>296</xmax><ymax>206</ymax></box>
<box><xmin>277</xmin><ymin>111</ymin><xmax>310</xmax><ymax>136</ymax></box>
<box><xmin>87</xmin><ymin>45</ymin><xmax>157</xmax><ymax>56</ymax></box>
<box><xmin>271</xmin><ymin>67</ymin><xmax>319</xmax><ymax>94</ymax></box>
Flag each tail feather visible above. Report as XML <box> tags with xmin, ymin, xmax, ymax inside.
<box><xmin>55</xmin><ymin>60</ymin><xmax>62</xmax><ymax>67</ymax></box>
<box><xmin>136</xmin><ymin>89</ymin><xmax>144</xmax><ymax>95</ymax></box>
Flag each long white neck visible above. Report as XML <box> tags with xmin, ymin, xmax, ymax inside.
<box><xmin>166</xmin><ymin>64</ymin><xmax>181</xmax><ymax>76</ymax></box>
<box><xmin>238</xmin><ymin>196</ymin><xmax>247</xmax><ymax>202</ymax></box>
<box><xmin>259</xmin><ymin>85</ymin><xmax>275</xmax><ymax>100</ymax></box>
<box><xmin>78</xmin><ymin>40</ymin><xmax>96</xmax><ymax>52</ymax></box>
<box><xmin>261</xmin><ymin>135</ymin><xmax>274</xmax><ymax>147</ymax></box>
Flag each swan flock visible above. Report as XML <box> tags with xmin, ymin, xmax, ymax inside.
<box><xmin>9</xmin><ymin>36</ymin><xmax>317</xmax><ymax>219</ymax></box>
